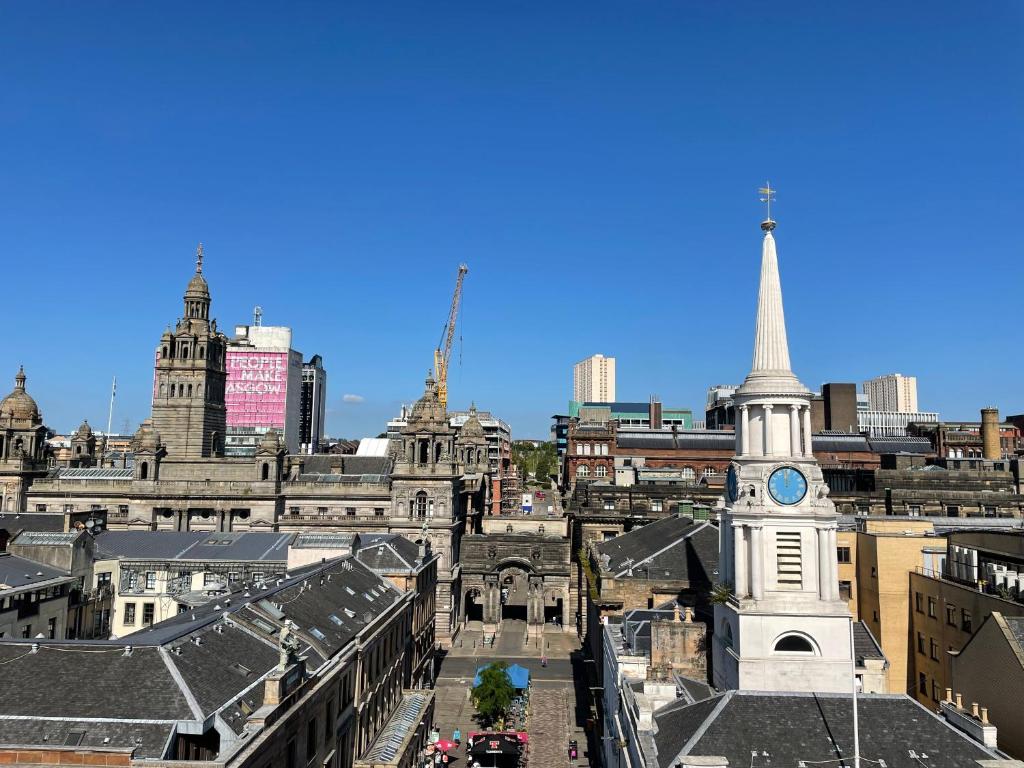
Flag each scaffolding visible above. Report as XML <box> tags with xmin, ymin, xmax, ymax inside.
<box><xmin>500</xmin><ymin>465</ymin><xmax>522</xmax><ymax>515</ymax></box>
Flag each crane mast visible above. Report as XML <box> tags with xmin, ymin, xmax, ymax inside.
<box><xmin>434</xmin><ymin>263</ymin><xmax>468</xmax><ymax>411</ymax></box>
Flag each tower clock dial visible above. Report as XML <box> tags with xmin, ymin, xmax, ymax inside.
<box><xmin>726</xmin><ymin>465</ymin><xmax>739</xmax><ymax>502</ymax></box>
<box><xmin>767</xmin><ymin>466</ymin><xmax>807</xmax><ymax>505</ymax></box>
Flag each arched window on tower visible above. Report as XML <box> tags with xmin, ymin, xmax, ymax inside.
<box><xmin>162</xmin><ymin>346</ymin><xmax>169</xmax><ymax>358</ymax></box>
<box><xmin>773</xmin><ymin>634</ymin><xmax>817</xmax><ymax>654</ymax></box>
<box><xmin>418</xmin><ymin>441</ymin><xmax>428</xmax><ymax>465</ymax></box>
<box><xmin>140</xmin><ymin>462</ymin><xmax>149</xmax><ymax>480</ymax></box>
<box><xmin>435</xmin><ymin>442</ymin><xmax>442</xmax><ymax>463</ymax></box>
<box><xmin>261</xmin><ymin>463</ymin><xmax>270</xmax><ymax>481</ymax></box>
<box><xmin>187</xmin><ymin>384</ymin><xmax>193</xmax><ymax>398</ymax></box>
<box><xmin>199</xmin><ymin>346</ymin><xmax>205</xmax><ymax>359</ymax></box>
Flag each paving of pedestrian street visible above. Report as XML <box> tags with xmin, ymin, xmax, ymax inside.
<box><xmin>431</xmin><ymin>619</ymin><xmax>591</xmax><ymax>767</ymax></box>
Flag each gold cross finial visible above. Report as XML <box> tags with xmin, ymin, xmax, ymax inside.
<box><xmin>758</xmin><ymin>182</ymin><xmax>777</xmax><ymax>231</ymax></box>
<box><xmin>196</xmin><ymin>243</ymin><xmax>204</xmax><ymax>273</ymax></box>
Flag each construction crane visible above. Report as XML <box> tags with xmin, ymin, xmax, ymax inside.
<box><xmin>434</xmin><ymin>263</ymin><xmax>468</xmax><ymax>411</ymax></box>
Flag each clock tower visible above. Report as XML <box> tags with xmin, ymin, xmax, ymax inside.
<box><xmin>713</xmin><ymin>198</ymin><xmax>853</xmax><ymax>693</ymax></box>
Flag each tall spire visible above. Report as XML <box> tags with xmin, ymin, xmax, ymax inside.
<box><xmin>750</xmin><ymin>225</ymin><xmax>792</xmax><ymax>374</ymax></box>
<box><xmin>737</xmin><ymin>187</ymin><xmax>807</xmax><ymax>395</ymax></box>
<box><xmin>195</xmin><ymin>242</ymin><xmax>204</xmax><ymax>273</ymax></box>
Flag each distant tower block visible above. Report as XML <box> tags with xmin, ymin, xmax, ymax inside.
<box><xmin>981</xmin><ymin>407</ymin><xmax>1001</xmax><ymax>460</ymax></box>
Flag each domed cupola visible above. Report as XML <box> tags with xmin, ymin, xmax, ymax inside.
<box><xmin>0</xmin><ymin>367</ymin><xmax>41</xmax><ymax>427</ymax></box>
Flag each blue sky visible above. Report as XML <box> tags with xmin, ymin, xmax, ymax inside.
<box><xmin>1</xmin><ymin>2</ymin><xmax>1021</xmax><ymax>439</ymax></box>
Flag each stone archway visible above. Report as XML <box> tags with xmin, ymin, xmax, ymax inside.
<box><xmin>498</xmin><ymin>563</ymin><xmax>531</xmax><ymax>622</ymax></box>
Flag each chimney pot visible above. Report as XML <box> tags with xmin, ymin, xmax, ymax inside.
<box><xmin>955</xmin><ymin>693</ymin><xmax>963</xmax><ymax>709</ymax></box>
<box><xmin>945</xmin><ymin>687</ymin><xmax>953</xmax><ymax>703</ymax></box>
<box><xmin>971</xmin><ymin>702</ymin><xmax>980</xmax><ymax>718</ymax></box>
<box><xmin>981</xmin><ymin>707</ymin><xmax>989</xmax><ymax>724</ymax></box>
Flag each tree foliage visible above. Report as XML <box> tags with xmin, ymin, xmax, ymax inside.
<box><xmin>471</xmin><ymin>661</ymin><xmax>515</xmax><ymax>726</ymax></box>
<box><xmin>511</xmin><ymin>440</ymin><xmax>557</xmax><ymax>483</ymax></box>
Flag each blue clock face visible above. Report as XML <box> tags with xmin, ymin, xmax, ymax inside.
<box><xmin>726</xmin><ymin>465</ymin><xmax>738</xmax><ymax>502</ymax></box>
<box><xmin>768</xmin><ymin>466</ymin><xmax>807</xmax><ymax>505</ymax></box>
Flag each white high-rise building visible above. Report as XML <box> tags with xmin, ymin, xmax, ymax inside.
<box><xmin>863</xmin><ymin>373</ymin><xmax>918</xmax><ymax>413</ymax></box>
<box><xmin>573</xmin><ymin>354</ymin><xmax>616</xmax><ymax>402</ymax></box>
<box><xmin>713</xmin><ymin>212</ymin><xmax>853</xmax><ymax>694</ymax></box>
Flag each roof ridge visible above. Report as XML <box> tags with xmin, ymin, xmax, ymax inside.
<box><xmin>612</xmin><ymin>517</ymin><xmax>701</xmax><ymax>577</ymax></box>
<box><xmin>158</xmin><ymin>646</ymin><xmax>205</xmax><ymax>722</ymax></box>
<box><xmin>673</xmin><ymin>690</ymin><xmax>733</xmax><ymax>760</ymax></box>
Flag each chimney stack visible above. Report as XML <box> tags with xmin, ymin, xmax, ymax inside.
<box><xmin>981</xmin><ymin>407</ymin><xmax>1001</xmax><ymax>460</ymax></box>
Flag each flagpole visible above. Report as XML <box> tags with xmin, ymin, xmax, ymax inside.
<box><xmin>106</xmin><ymin>376</ymin><xmax>116</xmax><ymax>436</ymax></box>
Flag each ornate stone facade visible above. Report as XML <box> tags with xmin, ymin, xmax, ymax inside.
<box><xmin>0</xmin><ymin>367</ymin><xmax>49</xmax><ymax>514</ymax></box>
<box><xmin>151</xmin><ymin>245</ymin><xmax>228</xmax><ymax>460</ymax></box>
<box><xmin>21</xmin><ymin>255</ymin><xmax>491</xmax><ymax>647</ymax></box>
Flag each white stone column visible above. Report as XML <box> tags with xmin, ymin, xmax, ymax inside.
<box><xmin>763</xmin><ymin>405</ymin><xmax>774</xmax><ymax>457</ymax></box>
<box><xmin>740</xmin><ymin>405</ymin><xmax>750</xmax><ymax>456</ymax></box>
<box><xmin>789</xmin><ymin>405</ymin><xmax>801</xmax><ymax>457</ymax></box>
<box><xmin>750</xmin><ymin>526</ymin><xmax>764</xmax><ymax>600</ymax></box>
<box><xmin>818</xmin><ymin>527</ymin><xmax>830</xmax><ymax>599</ymax></box>
<box><xmin>828</xmin><ymin>527</ymin><xmax>839</xmax><ymax>600</ymax></box>
<box><xmin>802</xmin><ymin>406</ymin><xmax>813</xmax><ymax>456</ymax></box>
<box><xmin>733</xmin><ymin>524</ymin><xmax>747</xmax><ymax>597</ymax></box>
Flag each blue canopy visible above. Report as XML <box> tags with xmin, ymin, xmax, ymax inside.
<box><xmin>474</xmin><ymin>663</ymin><xmax>530</xmax><ymax>689</ymax></box>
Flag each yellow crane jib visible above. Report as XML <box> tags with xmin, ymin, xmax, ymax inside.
<box><xmin>434</xmin><ymin>263</ymin><xmax>468</xmax><ymax>411</ymax></box>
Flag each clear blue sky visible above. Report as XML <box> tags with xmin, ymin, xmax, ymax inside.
<box><xmin>1</xmin><ymin>3</ymin><xmax>1021</xmax><ymax>439</ymax></box>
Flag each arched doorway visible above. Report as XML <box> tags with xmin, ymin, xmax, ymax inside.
<box><xmin>464</xmin><ymin>589</ymin><xmax>483</xmax><ymax>623</ymax></box>
<box><xmin>544</xmin><ymin>597</ymin><xmax>564</xmax><ymax>627</ymax></box>
<box><xmin>498</xmin><ymin>564</ymin><xmax>530</xmax><ymax>622</ymax></box>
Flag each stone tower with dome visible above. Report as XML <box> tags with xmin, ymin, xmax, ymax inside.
<box><xmin>0</xmin><ymin>367</ymin><xmax>50</xmax><ymax>512</ymax></box>
<box><xmin>712</xmin><ymin>206</ymin><xmax>854</xmax><ymax>693</ymax></box>
<box><xmin>151</xmin><ymin>245</ymin><xmax>229</xmax><ymax>459</ymax></box>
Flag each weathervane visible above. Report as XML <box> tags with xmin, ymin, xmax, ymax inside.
<box><xmin>758</xmin><ymin>182</ymin><xmax>776</xmax><ymax>232</ymax></box>
<box><xmin>196</xmin><ymin>242</ymin><xmax>204</xmax><ymax>273</ymax></box>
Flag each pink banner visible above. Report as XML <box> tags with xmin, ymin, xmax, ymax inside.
<box><xmin>225</xmin><ymin>350</ymin><xmax>289</xmax><ymax>428</ymax></box>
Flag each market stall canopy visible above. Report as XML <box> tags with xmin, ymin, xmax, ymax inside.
<box><xmin>473</xmin><ymin>663</ymin><xmax>530</xmax><ymax>689</ymax></box>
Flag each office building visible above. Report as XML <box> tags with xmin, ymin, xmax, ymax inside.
<box><xmin>574</xmin><ymin>354</ymin><xmax>616</xmax><ymax>402</ymax></box>
<box><xmin>864</xmin><ymin>373</ymin><xmax>919</xmax><ymax>412</ymax></box>
<box><xmin>299</xmin><ymin>354</ymin><xmax>327</xmax><ymax>454</ymax></box>
<box><xmin>225</xmin><ymin>322</ymin><xmax>304</xmax><ymax>456</ymax></box>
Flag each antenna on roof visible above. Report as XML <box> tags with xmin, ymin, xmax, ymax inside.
<box><xmin>253</xmin><ymin>305</ymin><xmax>263</xmax><ymax>327</ymax></box>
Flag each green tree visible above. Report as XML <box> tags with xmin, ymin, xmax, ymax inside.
<box><xmin>471</xmin><ymin>662</ymin><xmax>515</xmax><ymax>727</ymax></box>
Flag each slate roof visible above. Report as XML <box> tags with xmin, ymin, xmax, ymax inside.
<box><xmin>596</xmin><ymin>515</ymin><xmax>719</xmax><ymax>585</ymax></box>
<box><xmin>813</xmin><ymin>433</ymin><xmax>871</xmax><ymax>453</ymax></box>
<box><xmin>297</xmin><ymin>454</ymin><xmax>392</xmax><ymax>479</ymax></box>
<box><xmin>615</xmin><ymin>429</ymin><xmax>734</xmax><ymax>451</ymax></box>
<box><xmin>1004</xmin><ymin>615</ymin><xmax>1024</xmax><ymax>652</ymax></box>
<box><xmin>0</xmin><ymin>719</ymin><xmax>174</xmax><ymax>758</ymax></box>
<box><xmin>853</xmin><ymin>620</ymin><xmax>887</xmax><ymax>666</ymax></box>
<box><xmin>652</xmin><ymin>691</ymin><xmax>999</xmax><ymax>768</ymax></box>
<box><xmin>0</xmin><ymin>555</ymin><xmax>405</xmax><ymax>759</ymax></box>
<box><xmin>0</xmin><ymin>643</ymin><xmax>195</xmax><ymax>721</ymax></box>
<box><xmin>0</xmin><ymin>511</ymin><xmax>66</xmax><ymax>534</ymax></box>
<box><xmin>0</xmin><ymin>552</ymin><xmax>73</xmax><ymax>593</ymax></box>
<box><xmin>93</xmin><ymin>530</ymin><xmax>292</xmax><ymax>562</ymax></box>
<box><xmin>868</xmin><ymin>435</ymin><xmax>934</xmax><ymax>454</ymax></box>
<box><xmin>355</xmin><ymin>533</ymin><xmax>422</xmax><ymax>572</ymax></box>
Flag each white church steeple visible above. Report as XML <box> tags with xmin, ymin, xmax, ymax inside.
<box><xmin>713</xmin><ymin>189</ymin><xmax>854</xmax><ymax>694</ymax></box>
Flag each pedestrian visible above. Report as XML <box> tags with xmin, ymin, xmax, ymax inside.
<box><xmin>453</xmin><ymin>728</ymin><xmax>461</xmax><ymax>746</ymax></box>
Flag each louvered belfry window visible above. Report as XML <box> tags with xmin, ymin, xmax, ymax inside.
<box><xmin>776</xmin><ymin>531</ymin><xmax>802</xmax><ymax>588</ymax></box>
